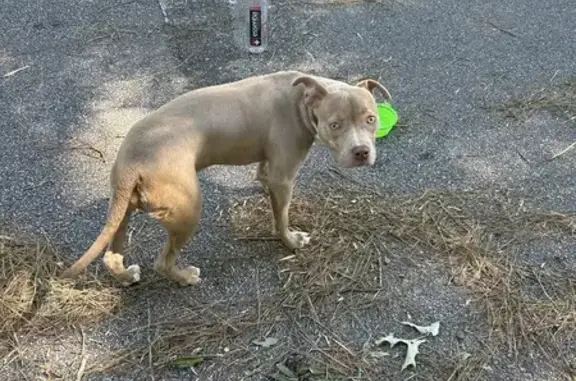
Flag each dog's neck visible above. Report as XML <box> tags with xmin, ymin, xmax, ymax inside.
<box><xmin>299</xmin><ymin>100</ymin><xmax>319</xmax><ymax>138</ymax></box>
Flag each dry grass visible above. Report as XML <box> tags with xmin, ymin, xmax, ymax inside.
<box><xmin>501</xmin><ymin>78</ymin><xmax>576</xmax><ymax>122</ymax></box>
<box><xmin>88</xmin><ymin>298</ymin><xmax>273</xmax><ymax>375</ymax></box>
<box><xmin>227</xmin><ymin>187</ymin><xmax>576</xmax><ymax>378</ymax></box>
<box><xmin>92</xmin><ymin>186</ymin><xmax>575</xmax><ymax>379</ymax></box>
<box><xmin>2</xmin><ymin>185</ymin><xmax>574</xmax><ymax>380</ymax></box>
<box><xmin>0</xmin><ymin>235</ymin><xmax>122</xmax><ymax>338</ymax></box>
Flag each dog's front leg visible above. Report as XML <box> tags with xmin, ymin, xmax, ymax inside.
<box><xmin>267</xmin><ymin>176</ymin><xmax>310</xmax><ymax>250</ymax></box>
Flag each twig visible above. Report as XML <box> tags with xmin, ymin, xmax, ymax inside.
<box><xmin>516</xmin><ymin>149</ymin><xmax>531</xmax><ymax>165</ymax></box>
<box><xmin>43</xmin><ymin>142</ymin><xmax>106</xmax><ymax>163</ymax></box>
<box><xmin>147</xmin><ymin>302</ymin><xmax>155</xmax><ymax>381</ymax></box>
<box><xmin>486</xmin><ymin>21</ymin><xmax>517</xmax><ymax>37</ymax></box>
<box><xmin>76</xmin><ymin>327</ymin><xmax>87</xmax><ymax>381</ymax></box>
<box><xmin>441</xmin><ymin>57</ymin><xmax>465</xmax><ymax>70</ymax></box>
<box><xmin>3</xmin><ymin>65</ymin><xmax>30</xmax><ymax>78</ymax></box>
<box><xmin>375</xmin><ymin>243</ymin><xmax>384</xmax><ymax>288</ymax></box>
<box><xmin>156</xmin><ymin>0</ymin><xmax>170</xmax><ymax>25</ymax></box>
<box><xmin>255</xmin><ymin>268</ymin><xmax>262</xmax><ymax>335</ymax></box>
<box><xmin>68</xmin><ymin>145</ymin><xmax>106</xmax><ymax>163</ymax></box>
<box><xmin>550</xmin><ymin>141</ymin><xmax>576</xmax><ymax>160</ymax></box>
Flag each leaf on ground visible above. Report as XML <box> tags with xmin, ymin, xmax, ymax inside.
<box><xmin>172</xmin><ymin>356</ymin><xmax>205</xmax><ymax>368</ymax></box>
<box><xmin>401</xmin><ymin>338</ymin><xmax>427</xmax><ymax>371</ymax></box>
<box><xmin>368</xmin><ymin>351</ymin><xmax>390</xmax><ymax>358</ymax></box>
<box><xmin>375</xmin><ymin>333</ymin><xmax>402</xmax><ymax>347</ymax></box>
<box><xmin>401</xmin><ymin>320</ymin><xmax>441</xmax><ymax>336</ymax></box>
<box><xmin>375</xmin><ymin>333</ymin><xmax>427</xmax><ymax>371</ymax></box>
<box><xmin>253</xmin><ymin>337</ymin><xmax>279</xmax><ymax>348</ymax></box>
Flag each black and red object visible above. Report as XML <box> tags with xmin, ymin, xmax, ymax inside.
<box><xmin>249</xmin><ymin>6</ymin><xmax>263</xmax><ymax>47</ymax></box>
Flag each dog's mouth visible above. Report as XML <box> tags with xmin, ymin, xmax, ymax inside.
<box><xmin>350</xmin><ymin>160</ymin><xmax>374</xmax><ymax>168</ymax></box>
<box><xmin>335</xmin><ymin>155</ymin><xmax>375</xmax><ymax>168</ymax></box>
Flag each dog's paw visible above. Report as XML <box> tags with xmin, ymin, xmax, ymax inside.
<box><xmin>283</xmin><ymin>231</ymin><xmax>311</xmax><ymax>250</ymax></box>
<box><xmin>121</xmin><ymin>264</ymin><xmax>141</xmax><ymax>287</ymax></box>
<box><xmin>177</xmin><ymin>266</ymin><xmax>202</xmax><ymax>286</ymax></box>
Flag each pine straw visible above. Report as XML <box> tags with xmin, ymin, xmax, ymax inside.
<box><xmin>61</xmin><ymin>186</ymin><xmax>576</xmax><ymax>380</ymax></box>
<box><xmin>87</xmin><ymin>297</ymin><xmax>278</xmax><ymax>374</ymax></box>
<box><xmin>501</xmin><ymin>77</ymin><xmax>576</xmax><ymax>122</ymax></box>
<box><xmin>0</xmin><ymin>236</ymin><xmax>122</xmax><ymax>339</ymax></box>
<box><xmin>228</xmin><ymin>188</ymin><xmax>576</xmax><ymax>376</ymax></box>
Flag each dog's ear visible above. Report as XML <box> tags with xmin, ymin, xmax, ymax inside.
<box><xmin>356</xmin><ymin>79</ymin><xmax>392</xmax><ymax>100</ymax></box>
<box><xmin>293</xmin><ymin>76</ymin><xmax>328</xmax><ymax>108</ymax></box>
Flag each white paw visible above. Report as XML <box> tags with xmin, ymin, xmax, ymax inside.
<box><xmin>284</xmin><ymin>230</ymin><xmax>311</xmax><ymax>250</ymax></box>
<box><xmin>180</xmin><ymin>266</ymin><xmax>202</xmax><ymax>286</ymax></box>
<box><xmin>187</xmin><ymin>266</ymin><xmax>201</xmax><ymax>278</ymax></box>
<box><xmin>121</xmin><ymin>264</ymin><xmax>141</xmax><ymax>286</ymax></box>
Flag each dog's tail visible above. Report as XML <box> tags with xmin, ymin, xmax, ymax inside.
<box><xmin>61</xmin><ymin>175</ymin><xmax>138</xmax><ymax>279</ymax></box>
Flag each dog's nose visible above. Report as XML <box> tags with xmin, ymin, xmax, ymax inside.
<box><xmin>352</xmin><ymin>145</ymin><xmax>370</xmax><ymax>162</ymax></box>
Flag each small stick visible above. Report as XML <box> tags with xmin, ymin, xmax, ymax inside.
<box><xmin>147</xmin><ymin>302</ymin><xmax>155</xmax><ymax>380</ymax></box>
<box><xmin>156</xmin><ymin>0</ymin><xmax>170</xmax><ymax>24</ymax></box>
<box><xmin>76</xmin><ymin>328</ymin><xmax>87</xmax><ymax>381</ymax></box>
<box><xmin>255</xmin><ymin>268</ymin><xmax>262</xmax><ymax>335</ymax></box>
<box><xmin>3</xmin><ymin>65</ymin><xmax>30</xmax><ymax>78</ymax></box>
<box><xmin>376</xmin><ymin>246</ymin><xmax>384</xmax><ymax>288</ymax></box>
<box><xmin>486</xmin><ymin>21</ymin><xmax>517</xmax><ymax>37</ymax></box>
<box><xmin>550</xmin><ymin>141</ymin><xmax>576</xmax><ymax>160</ymax></box>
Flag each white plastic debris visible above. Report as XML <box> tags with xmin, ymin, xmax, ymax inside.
<box><xmin>401</xmin><ymin>321</ymin><xmax>440</xmax><ymax>336</ymax></box>
<box><xmin>375</xmin><ymin>333</ymin><xmax>427</xmax><ymax>371</ymax></box>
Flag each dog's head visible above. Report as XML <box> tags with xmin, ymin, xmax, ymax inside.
<box><xmin>293</xmin><ymin>75</ymin><xmax>391</xmax><ymax>168</ymax></box>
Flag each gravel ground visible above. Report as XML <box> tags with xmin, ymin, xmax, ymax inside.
<box><xmin>1</xmin><ymin>0</ymin><xmax>575</xmax><ymax>380</ymax></box>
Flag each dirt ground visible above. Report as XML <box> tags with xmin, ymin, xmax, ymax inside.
<box><xmin>1</xmin><ymin>0</ymin><xmax>575</xmax><ymax>380</ymax></box>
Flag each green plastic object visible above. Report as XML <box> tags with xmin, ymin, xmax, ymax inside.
<box><xmin>376</xmin><ymin>102</ymin><xmax>398</xmax><ymax>139</ymax></box>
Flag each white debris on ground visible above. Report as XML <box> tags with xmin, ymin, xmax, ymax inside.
<box><xmin>375</xmin><ymin>320</ymin><xmax>441</xmax><ymax>371</ymax></box>
<box><xmin>252</xmin><ymin>337</ymin><xmax>279</xmax><ymax>348</ymax></box>
<box><xmin>401</xmin><ymin>321</ymin><xmax>440</xmax><ymax>336</ymax></box>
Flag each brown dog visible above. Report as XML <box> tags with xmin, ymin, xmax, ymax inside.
<box><xmin>61</xmin><ymin>71</ymin><xmax>391</xmax><ymax>286</ymax></box>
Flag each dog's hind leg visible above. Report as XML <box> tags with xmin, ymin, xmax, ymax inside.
<box><xmin>151</xmin><ymin>177</ymin><xmax>202</xmax><ymax>286</ymax></box>
<box><xmin>102</xmin><ymin>208</ymin><xmax>141</xmax><ymax>286</ymax></box>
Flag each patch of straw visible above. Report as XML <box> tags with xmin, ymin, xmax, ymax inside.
<box><xmin>229</xmin><ymin>187</ymin><xmax>576</xmax><ymax>375</ymax></box>
<box><xmin>34</xmin><ymin>278</ymin><xmax>121</xmax><ymax>328</ymax></box>
<box><xmin>88</xmin><ymin>299</ymin><xmax>271</xmax><ymax>375</ymax></box>
<box><xmin>501</xmin><ymin>78</ymin><xmax>576</xmax><ymax>122</ymax></box>
<box><xmin>77</xmin><ymin>186</ymin><xmax>575</xmax><ymax>379</ymax></box>
<box><xmin>0</xmin><ymin>236</ymin><xmax>122</xmax><ymax>339</ymax></box>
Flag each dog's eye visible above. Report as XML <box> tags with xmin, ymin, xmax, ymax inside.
<box><xmin>329</xmin><ymin>122</ymin><xmax>341</xmax><ymax>130</ymax></box>
<box><xmin>367</xmin><ymin>115</ymin><xmax>376</xmax><ymax>124</ymax></box>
